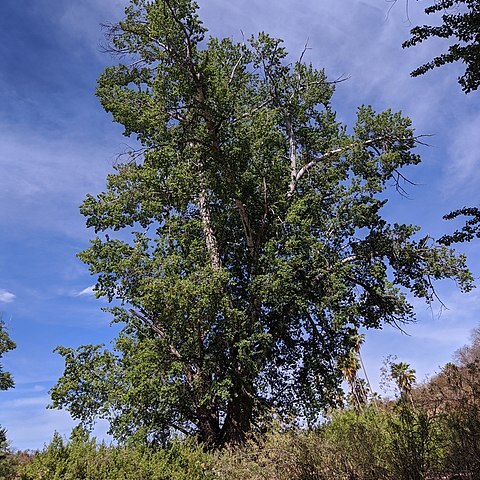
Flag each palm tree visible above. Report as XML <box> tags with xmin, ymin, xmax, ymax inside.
<box><xmin>348</xmin><ymin>331</ymin><xmax>379</xmax><ymax>410</ymax></box>
<box><xmin>341</xmin><ymin>351</ymin><xmax>363</xmax><ymax>409</ymax></box>
<box><xmin>390</xmin><ymin>361</ymin><xmax>416</xmax><ymax>409</ymax></box>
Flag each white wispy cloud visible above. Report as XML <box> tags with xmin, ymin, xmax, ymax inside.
<box><xmin>0</xmin><ymin>395</ymin><xmax>75</xmax><ymax>451</ymax></box>
<box><xmin>77</xmin><ymin>285</ymin><xmax>96</xmax><ymax>297</ymax></box>
<box><xmin>58</xmin><ymin>0</ymin><xmax>125</xmax><ymax>58</ymax></box>
<box><xmin>1</xmin><ymin>395</ymin><xmax>50</xmax><ymax>410</ymax></box>
<box><xmin>0</xmin><ymin>126</ymin><xmax>119</xmax><ymax>239</ymax></box>
<box><xmin>0</xmin><ymin>391</ymin><xmax>112</xmax><ymax>450</ymax></box>
<box><xmin>0</xmin><ymin>289</ymin><xmax>15</xmax><ymax>303</ymax></box>
<box><xmin>443</xmin><ymin>110</ymin><xmax>480</xmax><ymax>196</ymax></box>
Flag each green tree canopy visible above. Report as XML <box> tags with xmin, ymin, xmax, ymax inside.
<box><xmin>402</xmin><ymin>0</ymin><xmax>480</xmax><ymax>93</ymax></box>
<box><xmin>51</xmin><ymin>0</ymin><xmax>472</xmax><ymax>448</ymax></box>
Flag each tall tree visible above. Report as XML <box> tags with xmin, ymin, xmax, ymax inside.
<box><xmin>51</xmin><ymin>0</ymin><xmax>472</xmax><ymax>447</ymax></box>
<box><xmin>402</xmin><ymin>0</ymin><xmax>480</xmax><ymax>93</ymax></box>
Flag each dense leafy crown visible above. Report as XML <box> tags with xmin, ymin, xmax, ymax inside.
<box><xmin>51</xmin><ymin>0</ymin><xmax>472</xmax><ymax>447</ymax></box>
<box><xmin>403</xmin><ymin>0</ymin><xmax>480</xmax><ymax>93</ymax></box>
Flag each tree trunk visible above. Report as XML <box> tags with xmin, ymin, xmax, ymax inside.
<box><xmin>197</xmin><ymin>174</ymin><xmax>222</xmax><ymax>269</ymax></box>
<box><xmin>220</xmin><ymin>385</ymin><xmax>255</xmax><ymax>446</ymax></box>
<box><xmin>196</xmin><ymin>405</ymin><xmax>221</xmax><ymax>447</ymax></box>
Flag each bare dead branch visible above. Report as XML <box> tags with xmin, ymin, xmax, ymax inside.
<box><xmin>385</xmin><ymin>0</ymin><xmax>413</xmax><ymax>25</ymax></box>
<box><xmin>299</xmin><ymin>39</ymin><xmax>311</xmax><ymax>65</ymax></box>
<box><xmin>328</xmin><ymin>73</ymin><xmax>351</xmax><ymax>84</ymax></box>
<box><xmin>229</xmin><ymin>31</ymin><xmax>246</xmax><ymax>84</ymax></box>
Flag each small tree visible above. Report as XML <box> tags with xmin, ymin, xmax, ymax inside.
<box><xmin>0</xmin><ymin>318</ymin><xmax>15</xmax><ymax>392</ymax></box>
<box><xmin>51</xmin><ymin>0</ymin><xmax>472</xmax><ymax>447</ymax></box>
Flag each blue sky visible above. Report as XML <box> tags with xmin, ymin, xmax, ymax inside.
<box><xmin>0</xmin><ymin>0</ymin><xmax>478</xmax><ymax>450</ymax></box>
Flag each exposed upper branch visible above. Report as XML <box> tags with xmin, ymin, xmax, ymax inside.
<box><xmin>287</xmin><ymin>135</ymin><xmax>422</xmax><ymax>197</ymax></box>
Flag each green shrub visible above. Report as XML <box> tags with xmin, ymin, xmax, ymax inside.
<box><xmin>19</xmin><ymin>429</ymin><xmax>214</xmax><ymax>480</ymax></box>
<box><xmin>213</xmin><ymin>405</ymin><xmax>446</xmax><ymax>480</ymax></box>
<box><xmin>386</xmin><ymin>404</ymin><xmax>443</xmax><ymax>480</ymax></box>
<box><xmin>213</xmin><ymin>427</ymin><xmax>337</xmax><ymax>480</ymax></box>
<box><xmin>320</xmin><ymin>406</ymin><xmax>391</xmax><ymax>479</ymax></box>
<box><xmin>214</xmin><ymin>410</ymin><xmax>392</xmax><ymax>480</ymax></box>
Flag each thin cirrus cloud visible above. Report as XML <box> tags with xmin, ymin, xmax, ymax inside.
<box><xmin>444</xmin><ymin>110</ymin><xmax>480</xmax><ymax>196</ymax></box>
<box><xmin>0</xmin><ymin>394</ymin><xmax>76</xmax><ymax>451</ymax></box>
<box><xmin>77</xmin><ymin>285</ymin><xmax>96</xmax><ymax>297</ymax></box>
<box><xmin>0</xmin><ymin>289</ymin><xmax>15</xmax><ymax>303</ymax></box>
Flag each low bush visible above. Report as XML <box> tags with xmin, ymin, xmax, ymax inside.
<box><xmin>18</xmin><ymin>428</ymin><xmax>213</xmax><ymax>480</ymax></box>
